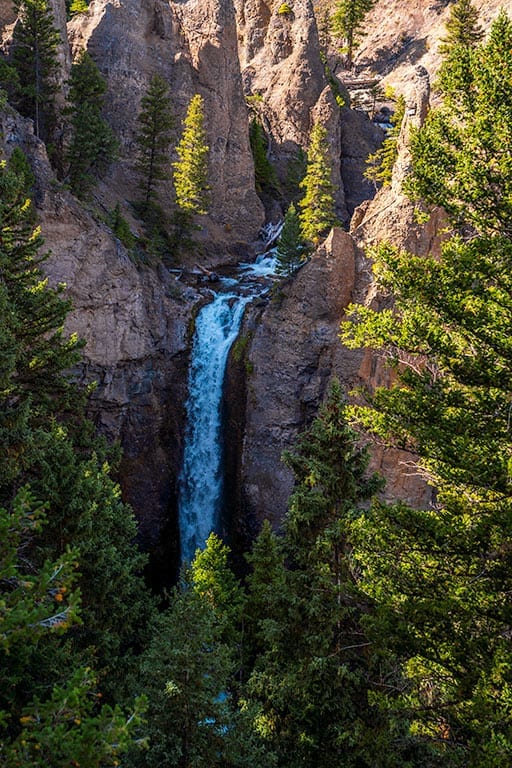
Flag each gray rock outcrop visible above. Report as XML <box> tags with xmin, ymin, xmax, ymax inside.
<box><xmin>235</xmin><ymin>0</ymin><xmax>347</xmax><ymax>221</ymax></box>
<box><xmin>241</xmin><ymin>228</ymin><xmax>360</xmax><ymax>526</ymax></box>
<box><xmin>240</xmin><ymin>65</ymin><xmax>440</xmax><ymax>528</ymax></box>
<box><xmin>68</xmin><ymin>0</ymin><xmax>264</xmax><ymax>257</ymax></box>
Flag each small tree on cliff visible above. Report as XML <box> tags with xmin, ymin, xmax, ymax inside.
<box><xmin>330</xmin><ymin>0</ymin><xmax>376</xmax><ymax>69</ymax></box>
<box><xmin>135</xmin><ymin>74</ymin><xmax>175</xmax><ymax>209</ymax></box>
<box><xmin>66</xmin><ymin>50</ymin><xmax>117</xmax><ymax>197</ymax></box>
<box><xmin>172</xmin><ymin>93</ymin><xmax>210</xmax><ymax>233</ymax></box>
<box><xmin>11</xmin><ymin>0</ymin><xmax>60</xmax><ymax>141</ymax></box>
<box><xmin>275</xmin><ymin>203</ymin><xmax>308</xmax><ymax>277</ymax></box>
<box><xmin>365</xmin><ymin>95</ymin><xmax>405</xmax><ymax>187</ymax></box>
<box><xmin>298</xmin><ymin>123</ymin><xmax>337</xmax><ymax>246</ymax></box>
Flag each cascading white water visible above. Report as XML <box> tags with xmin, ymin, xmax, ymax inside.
<box><xmin>178</xmin><ymin>291</ymin><xmax>252</xmax><ymax>563</ymax></box>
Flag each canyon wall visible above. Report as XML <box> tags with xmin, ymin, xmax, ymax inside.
<box><xmin>67</xmin><ymin>0</ymin><xmax>264</xmax><ymax>257</ymax></box>
<box><xmin>239</xmin><ymin>66</ymin><xmax>442</xmax><ymax>529</ymax></box>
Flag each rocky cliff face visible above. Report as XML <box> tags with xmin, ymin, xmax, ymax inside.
<box><xmin>240</xmin><ymin>65</ymin><xmax>440</xmax><ymax>528</ymax></box>
<box><xmin>67</xmin><ymin>0</ymin><xmax>264</xmax><ymax>257</ymax></box>
<box><xmin>351</xmin><ymin>0</ymin><xmax>507</xmax><ymax>101</ymax></box>
<box><xmin>241</xmin><ymin>228</ymin><xmax>360</xmax><ymax>526</ymax></box>
<box><xmin>233</xmin><ymin>0</ymin><xmax>383</xmax><ymax>223</ymax></box>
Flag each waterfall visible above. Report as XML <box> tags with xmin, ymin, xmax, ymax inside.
<box><xmin>178</xmin><ymin>292</ymin><xmax>252</xmax><ymax>563</ymax></box>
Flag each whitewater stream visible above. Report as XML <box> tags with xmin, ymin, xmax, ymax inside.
<box><xmin>177</xmin><ymin>246</ymin><xmax>279</xmax><ymax>563</ymax></box>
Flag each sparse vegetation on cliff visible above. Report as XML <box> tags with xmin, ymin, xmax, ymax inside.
<box><xmin>298</xmin><ymin>122</ymin><xmax>338</xmax><ymax>245</ymax></box>
<box><xmin>11</xmin><ymin>0</ymin><xmax>60</xmax><ymax>141</ymax></box>
<box><xmin>65</xmin><ymin>50</ymin><xmax>118</xmax><ymax>197</ymax></box>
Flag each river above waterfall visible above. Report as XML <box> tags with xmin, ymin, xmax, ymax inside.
<box><xmin>177</xmin><ymin>253</ymin><xmax>278</xmax><ymax>563</ymax></box>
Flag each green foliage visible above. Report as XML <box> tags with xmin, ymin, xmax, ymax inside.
<box><xmin>244</xmin><ymin>382</ymin><xmax>395</xmax><ymax>767</ymax></box>
<box><xmin>298</xmin><ymin>122</ymin><xmax>337</xmax><ymax>245</ymax></box>
<box><xmin>249</xmin><ymin>118</ymin><xmax>279</xmax><ymax>195</ymax></box>
<box><xmin>139</xmin><ymin>535</ymin><xmax>268</xmax><ymax>768</ymax></box>
<box><xmin>436</xmin><ymin>0</ymin><xmax>483</xmax><ymax>108</ymax></box>
<box><xmin>283</xmin><ymin>145</ymin><xmax>307</xmax><ymax>200</ymax></box>
<box><xmin>11</xmin><ymin>0</ymin><xmax>60</xmax><ymax>140</ymax></box>
<box><xmin>32</xmin><ymin>427</ymin><xmax>153</xmax><ymax>692</ymax></box>
<box><xmin>132</xmin><ymin>198</ymin><xmax>175</xmax><ymax>263</ymax></box>
<box><xmin>340</xmin><ymin>10</ymin><xmax>512</xmax><ymax>763</ymax></box>
<box><xmin>0</xmin><ymin>487</ymin><xmax>80</xmax><ymax>655</ymax></box>
<box><xmin>405</xmin><ymin>9</ymin><xmax>512</xmax><ymax>235</ymax></box>
<box><xmin>0</xmin><ymin>59</ymin><xmax>19</xmax><ymax>97</ymax></box>
<box><xmin>0</xmin><ymin>488</ymin><xmax>146</xmax><ymax>767</ymax></box>
<box><xmin>275</xmin><ymin>203</ymin><xmax>308</xmax><ymax>277</ymax></box>
<box><xmin>0</xmin><ymin>162</ymin><xmax>83</xmax><ymax>494</ymax></box>
<box><xmin>330</xmin><ymin>0</ymin><xmax>376</xmax><ymax>69</ymax></box>
<box><xmin>8</xmin><ymin>147</ymin><xmax>35</xmax><ymax>192</ymax></box>
<box><xmin>4</xmin><ymin>668</ymin><xmax>146</xmax><ymax>768</ymax></box>
<box><xmin>135</xmin><ymin>74</ymin><xmax>174</xmax><ymax>208</ymax></box>
<box><xmin>277</xmin><ymin>3</ymin><xmax>292</xmax><ymax>15</ymax></box>
<box><xmin>69</xmin><ymin>0</ymin><xmax>89</xmax><ymax>14</ymax></box>
<box><xmin>441</xmin><ymin>0</ymin><xmax>483</xmax><ymax>48</ymax></box>
<box><xmin>65</xmin><ymin>50</ymin><xmax>118</xmax><ymax>198</ymax></box>
<box><xmin>365</xmin><ymin>95</ymin><xmax>405</xmax><ymax>187</ymax></box>
<box><xmin>173</xmin><ymin>93</ymin><xmax>210</xmax><ymax>217</ymax></box>
<box><xmin>0</xmin><ymin>139</ymin><xmax>150</xmax><ymax>764</ymax></box>
<box><xmin>108</xmin><ymin>203</ymin><xmax>136</xmax><ymax>248</ymax></box>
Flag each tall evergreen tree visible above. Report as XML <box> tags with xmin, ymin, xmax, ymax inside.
<box><xmin>275</xmin><ymin>203</ymin><xmax>308</xmax><ymax>277</ymax></box>
<box><xmin>173</xmin><ymin>94</ymin><xmax>210</xmax><ymax>218</ymax></box>
<box><xmin>298</xmin><ymin>123</ymin><xmax>337</xmax><ymax>246</ymax></box>
<box><xmin>139</xmin><ymin>534</ymin><xmax>268</xmax><ymax>768</ymax></box>
<box><xmin>244</xmin><ymin>382</ymin><xmax>401</xmax><ymax>768</ymax></box>
<box><xmin>135</xmin><ymin>74</ymin><xmax>174</xmax><ymax>208</ymax></box>
<box><xmin>65</xmin><ymin>50</ymin><xmax>117</xmax><ymax>198</ymax></box>
<box><xmin>0</xmin><ymin>160</ymin><xmax>82</xmax><ymax>497</ymax></box>
<box><xmin>436</xmin><ymin>0</ymin><xmax>483</xmax><ymax>108</ymax></box>
<box><xmin>330</xmin><ymin>0</ymin><xmax>376</xmax><ymax>69</ymax></box>
<box><xmin>341</xmin><ymin>10</ymin><xmax>512</xmax><ymax>765</ymax></box>
<box><xmin>11</xmin><ymin>0</ymin><xmax>60</xmax><ymax>140</ymax></box>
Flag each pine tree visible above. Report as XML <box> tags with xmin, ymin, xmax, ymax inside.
<box><xmin>244</xmin><ymin>383</ymin><xmax>399</xmax><ymax>768</ymax></box>
<box><xmin>298</xmin><ymin>123</ymin><xmax>337</xmax><ymax>246</ymax></box>
<box><xmin>249</xmin><ymin>118</ymin><xmax>278</xmax><ymax>194</ymax></box>
<box><xmin>275</xmin><ymin>203</ymin><xmax>308</xmax><ymax>277</ymax></box>
<box><xmin>140</xmin><ymin>534</ymin><xmax>268</xmax><ymax>768</ymax></box>
<box><xmin>32</xmin><ymin>428</ymin><xmax>153</xmax><ymax>694</ymax></box>
<box><xmin>436</xmin><ymin>0</ymin><xmax>483</xmax><ymax>108</ymax></box>
<box><xmin>135</xmin><ymin>74</ymin><xmax>174</xmax><ymax>208</ymax></box>
<box><xmin>69</xmin><ymin>0</ymin><xmax>88</xmax><ymax>14</ymax></box>
<box><xmin>405</xmin><ymin>9</ymin><xmax>512</xmax><ymax>236</ymax></box>
<box><xmin>66</xmin><ymin>50</ymin><xmax>117</xmax><ymax>198</ymax></box>
<box><xmin>441</xmin><ymin>0</ymin><xmax>483</xmax><ymax>49</ymax></box>
<box><xmin>11</xmin><ymin>0</ymin><xmax>60</xmax><ymax>140</ymax></box>
<box><xmin>173</xmin><ymin>93</ymin><xmax>210</xmax><ymax>218</ymax></box>
<box><xmin>341</xmin><ymin>10</ymin><xmax>512</xmax><ymax>764</ymax></box>
<box><xmin>330</xmin><ymin>0</ymin><xmax>376</xmax><ymax>69</ymax></box>
<box><xmin>0</xmin><ymin>160</ymin><xmax>83</xmax><ymax>496</ymax></box>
